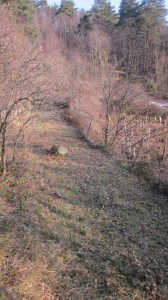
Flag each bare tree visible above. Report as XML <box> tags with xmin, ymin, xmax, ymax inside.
<box><xmin>0</xmin><ymin>8</ymin><xmax>58</xmax><ymax>176</ymax></box>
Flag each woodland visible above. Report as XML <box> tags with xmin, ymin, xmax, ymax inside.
<box><xmin>0</xmin><ymin>0</ymin><xmax>168</xmax><ymax>299</ymax></box>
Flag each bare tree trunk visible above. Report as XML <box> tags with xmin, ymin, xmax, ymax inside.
<box><xmin>163</xmin><ymin>133</ymin><xmax>168</xmax><ymax>160</ymax></box>
<box><xmin>105</xmin><ymin>112</ymin><xmax>110</xmax><ymax>148</ymax></box>
<box><xmin>86</xmin><ymin>117</ymin><xmax>93</xmax><ymax>139</ymax></box>
<box><xmin>1</xmin><ymin>122</ymin><xmax>7</xmax><ymax>177</ymax></box>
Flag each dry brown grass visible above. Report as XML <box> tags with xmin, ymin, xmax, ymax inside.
<box><xmin>66</xmin><ymin>70</ymin><xmax>168</xmax><ymax>191</ymax></box>
<box><xmin>0</xmin><ymin>102</ymin><xmax>168</xmax><ymax>299</ymax></box>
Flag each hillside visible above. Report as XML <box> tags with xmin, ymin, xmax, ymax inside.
<box><xmin>0</xmin><ymin>102</ymin><xmax>167</xmax><ymax>299</ymax></box>
<box><xmin>0</xmin><ymin>1</ymin><xmax>168</xmax><ymax>299</ymax></box>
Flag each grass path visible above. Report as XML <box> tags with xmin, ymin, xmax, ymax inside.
<box><xmin>0</xmin><ymin>103</ymin><xmax>168</xmax><ymax>299</ymax></box>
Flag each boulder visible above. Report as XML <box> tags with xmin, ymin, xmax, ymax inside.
<box><xmin>57</xmin><ymin>146</ymin><xmax>68</xmax><ymax>156</ymax></box>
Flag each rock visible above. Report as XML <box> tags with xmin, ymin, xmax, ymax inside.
<box><xmin>48</xmin><ymin>146</ymin><xmax>68</xmax><ymax>156</ymax></box>
<box><xmin>57</xmin><ymin>146</ymin><xmax>68</xmax><ymax>156</ymax></box>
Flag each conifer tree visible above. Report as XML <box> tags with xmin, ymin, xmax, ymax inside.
<box><xmin>12</xmin><ymin>0</ymin><xmax>37</xmax><ymax>40</ymax></box>
<box><xmin>137</xmin><ymin>0</ymin><xmax>167</xmax><ymax>47</ymax></box>
<box><xmin>11</xmin><ymin>0</ymin><xmax>35</xmax><ymax>20</ymax></box>
<box><xmin>92</xmin><ymin>0</ymin><xmax>118</xmax><ymax>25</ymax></box>
<box><xmin>138</xmin><ymin>0</ymin><xmax>167</xmax><ymax>28</ymax></box>
<box><xmin>57</xmin><ymin>0</ymin><xmax>76</xmax><ymax>16</ymax></box>
<box><xmin>119</xmin><ymin>0</ymin><xmax>139</xmax><ymax>26</ymax></box>
<box><xmin>0</xmin><ymin>0</ymin><xmax>37</xmax><ymax>39</ymax></box>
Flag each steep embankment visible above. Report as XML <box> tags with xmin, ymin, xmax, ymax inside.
<box><xmin>0</xmin><ymin>102</ymin><xmax>167</xmax><ymax>299</ymax></box>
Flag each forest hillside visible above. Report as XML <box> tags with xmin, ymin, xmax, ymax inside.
<box><xmin>0</xmin><ymin>1</ymin><xmax>168</xmax><ymax>299</ymax></box>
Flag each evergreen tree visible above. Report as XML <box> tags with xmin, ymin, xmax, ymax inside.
<box><xmin>119</xmin><ymin>0</ymin><xmax>139</xmax><ymax>26</ymax></box>
<box><xmin>92</xmin><ymin>0</ymin><xmax>118</xmax><ymax>25</ymax></box>
<box><xmin>57</xmin><ymin>0</ymin><xmax>76</xmax><ymax>16</ymax></box>
<box><xmin>11</xmin><ymin>0</ymin><xmax>35</xmax><ymax>21</ymax></box>
<box><xmin>2</xmin><ymin>0</ymin><xmax>38</xmax><ymax>40</ymax></box>
<box><xmin>137</xmin><ymin>0</ymin><xmax>167</xmax><ymax>46</ymax></box>
<box><xmin>138</xmin><ymin>0</ymin><xmax>167</xmax><ymax>27</ymax></box>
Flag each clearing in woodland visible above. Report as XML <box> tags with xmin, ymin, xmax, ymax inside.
<box><xmin>0</xmin><ymin>102</ymin><xmax>167</xmax><ymax>300</ymax></box>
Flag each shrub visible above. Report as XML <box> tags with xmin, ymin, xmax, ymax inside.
<box><xmin>48</xmin><ymin>145</ymin><xmax>58</xmax><ymax>156</ymax></box>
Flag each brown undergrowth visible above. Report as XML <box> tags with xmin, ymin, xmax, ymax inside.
<box><xmin>65</xmin><ymin>74</ymin><xmax>168</xmax><ymax>193</ymax></box>
<box><xmin>0</xmin><ymin>103</ymin><xmax>168</xmax><ymax>299</ymax></box>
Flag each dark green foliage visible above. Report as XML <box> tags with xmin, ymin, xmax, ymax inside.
<box><xmin>78</xmin><ymin>13</ymin><xmax>93</xmax><ymax>35</ymax></box>
<box><xmin>48</xmin><ymin>145</ymin><xmax>58</xmax><ymax>156</ymax></box>
<box><xmin>5</xmin><ymin>0</ymin><xmax>37</xmax><ymax>40</ymax></box>
<box><xmin>140</xmin><ymin>0</ymin><xmax>167</xmax><ymax>22</ymax></box>
<box><xmin>92</xmin><ymin>0</ymin><xmax>118</xmax><ymax>25</ymax></box>
<box><xmin>57</xmin><ymin>0</ymin><xmax>76</xmax><ymax>16</ymax></box>
<box><xmin>137</xmin><ymin>0</ymin><xmax>167</xmax><ymax>32</ymax></box>
<box><xmin>115</xmin><ymin>0</ymin><xmax>167</xmax><ymax>92</ymax></box>
<box><xmin>11</xmin><ymin>0</ymin><xmax>35</xmax><ymax>20</ymax></box>
<box><xmin>119</xmin><ymin>0</ymin><xmax>139</xmax><ymax>26</ymax></box>
<box><xmin>119</xmin><ymin>0</ymin><xmax>167</xmax><ymax>28</ymax></box>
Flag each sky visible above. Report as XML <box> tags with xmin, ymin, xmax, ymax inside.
<box><xmin>47</xmin><ymin>0</ymin><xmax>168</xmax><ymax>13</ymax></box>
<box><xmin>47</xmin><ymin>0</ymin><xmax>121</xmax><ymax>12</ymax></box>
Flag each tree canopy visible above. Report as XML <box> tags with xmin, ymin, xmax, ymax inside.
<box><xmin>91</xmin><ymin>0</ymin><xmax>118</xmax><ymax>25</ymax></box>
<box><xmin>57</xmin><ymin>0</ymin><xmax>76</xmax><ymax>16</ymax></box>
<box><xmin>119</xmin><ymin>0</ymin><xmax>139</xmax><ymax>26</ymax></box>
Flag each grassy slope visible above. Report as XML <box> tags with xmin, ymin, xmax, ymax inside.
<box><xmin>0</xmin><ymin>102</ymin><xmax>168</xmax><ymax>300</ymax></box>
